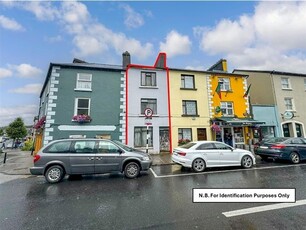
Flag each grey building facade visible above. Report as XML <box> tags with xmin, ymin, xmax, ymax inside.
<box><xmin>234</xmin><ymin>69</ymin><xmax>306</xmax><ymax>138</ymax></box>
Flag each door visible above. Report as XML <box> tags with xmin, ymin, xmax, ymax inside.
<box><xmin>214</xmin><ymin>142</ymin><xmax>239</xmax><ymax>165</ymax></box>
<box><xmin>159</xmin><ymin>127</ymin><xmax>170</xmax><ymax>152</ymax></box>
<box><xmin>197</xmin><ymin>128</ymin><xmax>207</xmax><ymax>141</ymax></box>
<box><xmin>95</xmin><ymin>140</ymin><xmax>123</xmax><ymax>174</ymax></box>
<box><xmin>70</xmin><ymin>140</ymin><xmax>96</xmax><ymax>174</ymax></box>
<box><xmin>196</xmin><ymin>142</ymin><xmax>220</xmax><ymax>167</ymax></box>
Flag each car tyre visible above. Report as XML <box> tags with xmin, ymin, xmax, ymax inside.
<box><xmin>45</xmin><ymin>165</ymin><xmax>65</xmax><ymax>184</ymax></box>
<box><xmin>192</xmin><ymin>158</ymin><xmax>206</xmax><ymax>172</ymax></box>
<box><xmin>124</xmin><ymin>162</ymin><xmax>140</xmax><ymax>179</ymax></box>
<box><xmin>241</xmin><ymin>155</ymin><xmax>253</xmax><ymax>168</ymax></box>
<box><xmin>290</xmin><ymin>152</ymin><xmax>300</xmax><ymax>164</ymax></box>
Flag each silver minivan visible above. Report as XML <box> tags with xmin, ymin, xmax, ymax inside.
<box><xmin>30</xmin><ymin>139</ymin><xmax>152</xmax><ymax>183</ymax></box>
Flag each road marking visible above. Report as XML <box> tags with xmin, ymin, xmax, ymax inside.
<box><xmin>149</xmin><ymin>168</ymin><xmax>158</xmax><ymax>178</ymax></box>
<box><xmin>223</xmin><ymin>199</ymin><xmax>306</xmax><ymax>217</ymax></box>
<box><xmin>150</xmin><ymin>163</ymin><xmax>306</xmax><ymax>178</ymax></box>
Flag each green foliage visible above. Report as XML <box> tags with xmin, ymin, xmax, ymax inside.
<box><xmin>0</xmin><ymin>129</ymin><xmax>4</xmax><ymax>136</ymax></box>
<box><xmin>6</xmin><ymin>117</ymin><xmax>27</xmax><ymax>140</ymax></box>
<box><xmin>21</xmin><ymin>139</ymin><xmax>34</xmax><ymax>151</ymax></box>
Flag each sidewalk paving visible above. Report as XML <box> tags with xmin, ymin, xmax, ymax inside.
<box><xmin>0</xmin><ymin>149</ymin><xmax>173</xmax><ymax>176</ymax></box>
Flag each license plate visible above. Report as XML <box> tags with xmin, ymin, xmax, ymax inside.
<box><xmin>260</xmin><ymin>146</ymin><xmax>268</xmax><ymax>149</ymax></box>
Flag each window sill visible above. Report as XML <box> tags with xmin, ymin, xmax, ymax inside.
<box><xmin>139</xmin><ymin>114</ymin><xmax>159</xmax><ymax>117</ymax></box>
<box><xmin>74</xmin><ymin>88</ymin><xmax>92</xmax><ymax>92</ymax></box>
<box><xmin>222</xmin><ymin>90</ymin><xmax>233</xmax><ymax>93</ymax></box>
<box><xmin>181</xmin><ymin>115</ymin><xmax>199</xmax><ymax>117</ymax></box>
<box><xmin>139</xmin><ymin>86</ymin><xmax>159</xmax><ymax>89</ymax></box>
<box><xmin>282</xmin><ymin>88</ymin><xmax>292</xmax><ymax>91</ymax></box>
<box><xmin>180</xmin><ymin>88</ymin><xmax>197</xmax><ymax>91</ymax></box>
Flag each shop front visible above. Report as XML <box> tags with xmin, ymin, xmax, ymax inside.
<box><xmin>211</xmin><ymin>117</ymin><xmax>265</xmax><ymax>148</ymax></box>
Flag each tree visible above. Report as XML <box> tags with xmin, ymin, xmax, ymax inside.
<box><xmin>0</xmin><ymin>128</ymin><xmax>4</xmax><ymax>136</ymax></box>
<box><xmin>6</xmin><ymin>117</ymin><xmax>27</xmax><ymax>148</ymax></box>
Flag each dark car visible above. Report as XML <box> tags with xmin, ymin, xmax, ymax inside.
<box><xmin>255</xmin><ymin>137</ymin><xmax>306</xmax><ymax>163</ymax></box>
<box><xmin>30</xmin><ymin>139</ymin><xmax>152</xmax><ymax>183</ymax></box>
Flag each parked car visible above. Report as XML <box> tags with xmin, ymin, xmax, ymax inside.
<box><xmin>253</xmin><ymin>137</ymin><xmax>286</xmax><ymax>154</ymax></box>
<box><xmin>171</xmin><ymin>141</ymin><xmax>255</xmax><ymax>172</ymax></box>
<box><xmin>30</xmin><ymin>139</ymin><xmax>152</xmax><ymax>183</ymax></box>
<box><xmin>255</xmin><ymin>137</ymin><xmax>306</xmax><ymax>163</ymax></box>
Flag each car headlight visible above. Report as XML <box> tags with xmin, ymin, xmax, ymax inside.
<box><xmin>142</xmin><ymin>156</ymin><xmax>150</xmax><ymax>161</ymax></box>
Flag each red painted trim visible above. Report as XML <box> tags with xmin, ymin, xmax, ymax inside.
<box><xmin>125</xmin><ymin>65</ymin><xmax>130</xmax><ymax>145</ymax></box>
<box><xmin>166</xmin><ymin>66</ymin><xmax>172</xmax><ymax>153</ymax></box>
<box><xmin>126</xmin><ymin>53</ymin><xmax>170</xmax><ymax>152</ymax></box>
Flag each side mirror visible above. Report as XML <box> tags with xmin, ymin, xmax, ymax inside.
<box><xmin>118</xmin><ymin>149</ymin><xmax>123</xmax><ymax>154</ymax></box>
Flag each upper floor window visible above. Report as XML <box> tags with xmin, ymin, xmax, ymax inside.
<box><xmin>76</xmin><ymin>73</ymin><xmax>92</xmax><ymax>90</ymax></box>
<box><xmin>141</xmin><ymin>72</ymin><xmax>156</xmax><ymax>87</ymax></box>
<box><xmin>141</xmin><ymin>98</ymin><xmax>157</xmax><ymax>114</ymax></box>
<box><xmin>219</xmin><ymin>78</ymin><xmax>231</xmax><ymax>91</ymax></box>
<box><xmin>181</xmin><ymin>75</ymin><xmax>195</xmax><ymax>89</ymax></box>
<box><xmin>281</xmin><ymin>77</ymin><xmax>291</xmax><ymax>90</ymax></box>
<box><xmin>182</xmin><ymin>100</ymin><xmax>197</xmax><ymax>116</ymax></box>
<box><xmin>75</xmin><ymin>98</ymin><xmax>91</xmax><ymax>115</ymax></box>
<box><xmin>221</xmin><ymin>101</ymin><xmax>234</xmax><ymax>116</ymax></box>
<box><xmin>284</xmin><ymin>98</ymin><xmax>294</xmax><ymax>110</ymax></box>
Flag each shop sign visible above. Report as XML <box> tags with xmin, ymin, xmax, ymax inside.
<box><xmin>283</xmin><ymin>111</ymin><xmax>294</xmax><ymax>120</ymax></box>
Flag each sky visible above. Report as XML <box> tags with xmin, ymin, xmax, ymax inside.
<box><xmin>1</xmin><ymin>1</ymin><xmax>306</xmax><ymax>127</ymax></box>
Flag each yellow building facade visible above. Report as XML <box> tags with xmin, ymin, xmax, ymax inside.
<box><xmin>169</xmin><ymin>68</ymin><xmax>212</xmax><ymax>149</ymax></box>
<box><xmin>208</xmin><ymin>60</ymin><xmax>263</xmax><ymax>147</ymax></box>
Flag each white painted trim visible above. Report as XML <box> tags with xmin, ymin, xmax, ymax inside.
<box><xmin>58</xmin><ymin>125</ymin><xmax>116</xmax><ymax>131</ymax></box>
<box><xmin>223</xmin><ymin>199</ymin><xmax>306</xmax><ymax>217</ymax></box>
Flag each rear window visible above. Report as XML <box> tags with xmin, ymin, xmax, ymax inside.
<box><xmin>179</xmin><ymin>142</ymin><xmax>196</xmax><ymax>149</ymax></box>
<box><xmin>44</xmin><ymin>141</ymin><xmax>72</xmax><ymax>153</ymax></box>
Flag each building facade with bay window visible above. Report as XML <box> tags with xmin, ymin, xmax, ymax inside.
<box><xmin>234</xmin><ymin>69</ymin><xmax>306</xmax><ymax>138</ymax></box>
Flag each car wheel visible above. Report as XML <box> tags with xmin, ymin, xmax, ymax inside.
<box><xmin>290</xmin><ymin>152</ymin><xmax>300</xmax><ymax>164</ymax></box>
<box><xmin>192</xmin><ymin>158</ymin><xmax>206</xmax><ymax>172</ymax></box>
<box><xmin>241</xmin><ymin>155</ymin><xmax>253</xmax><ymax>168</ymax></box>
<box><xmin>45</xmin><ymin>165</ymin><xmax>65</xmax><ymax>184</ymax></box>
<box><xmin>124</xmin><ymin>162</ymin><xmax>140</xmax><ymax>179</ymax></box>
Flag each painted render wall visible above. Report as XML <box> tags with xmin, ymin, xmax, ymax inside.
<box><xmin>127</xmin><ymin>67</ymin><xmax>169</xmax><ymax>153</ymax></box>
<box><xmin>169</xmin><ymin>69</ymin><xmax>211</xmax><ymax>149</ymax></box>
<box><xmin>252</xmin><ymin>105</ymin><xmax>282</xmax><ymax>137</ymax></box>
<box><xmin>42</xmin><ymin>66</ymin><xmax>123</xmax><ymax>145</ymax></box>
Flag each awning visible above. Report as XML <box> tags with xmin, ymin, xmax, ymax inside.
<box><xmin>213</xmin><ymin>117</ymin><xmax>265</xmax><ymax>126</ymax></box>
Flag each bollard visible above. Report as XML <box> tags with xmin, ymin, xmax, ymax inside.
<box><xmin>3</xmin><ymin>152</ymin><xmax>7</xmax><ymax>164</ymax></box>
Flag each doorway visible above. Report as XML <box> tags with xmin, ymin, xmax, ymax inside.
<box><xmin>159</xmin><ymin>127</ymin><xmax>169</xmax><ymax>152</ymax></box>
<box><xmin>197</xmin><ymin>128</ymin><xmax>207</xmax><ymax>141</ymax></box>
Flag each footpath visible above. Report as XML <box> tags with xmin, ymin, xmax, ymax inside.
<box><xmin>0</xmin><ymin>149</ymin><xmax>173</xmax><ymax>176</ymax></box>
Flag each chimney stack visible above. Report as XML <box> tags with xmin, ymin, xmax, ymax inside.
<box><xmin>122</xmin><ymin>51</ymin><xmax>131</xmax><ymax>69</ymax></box>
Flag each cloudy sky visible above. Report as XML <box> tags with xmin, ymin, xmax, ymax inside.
<box><xmin>1</xmin><ymin>1</ymin><xmax>306</xmax><ymax>127</ymax></box>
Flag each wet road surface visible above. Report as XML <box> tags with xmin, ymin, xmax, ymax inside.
<box><xmin>1</xmin><ymin>161</ymin><xmax>306</xmax><ymax>229</ymax></box>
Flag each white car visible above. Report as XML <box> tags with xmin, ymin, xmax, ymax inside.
<box><xmin>172</xmin><ymin>141</ymin><xmax>256</xmax><ymax>172</ymax></box>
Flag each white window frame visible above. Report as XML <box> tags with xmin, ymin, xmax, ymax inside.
<box><xmin>284</xmin><ymin>97</ymin><xmax>294</xmax><ymax>111</ymax></box>
<box><xmin>219</xmin><ymin>78</ymin><xmax>231</xmax><ymax>91</ymax></box>
<box><xmin>74</xmin><ymin>98</ymin><xmax>91</xmax><ymax>116</ymax></box>
<box><xmin>221</xmin><ymin>101</ymin><xmax>234</xmax><ymax>116</ymax></box>
<box><xmin>75</xmin><ymin>73</ymin><xmax>92</xmax><ymax>91</ymax></box>
<box><xmin>281</xmin><ymin>77</ymin><xmax>291</xmax><ymax>90</ymax></box>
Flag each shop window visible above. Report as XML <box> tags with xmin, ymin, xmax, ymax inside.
<box><xmin>233</xmin><ymin>127</ymin><xmax>244</xmax><ymax>144</ymax></box>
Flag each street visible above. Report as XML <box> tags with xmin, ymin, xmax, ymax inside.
<box><xmin>1</xmin><ymin>162</ymin><xmax>306</xmax><ymax>230</ymax></box>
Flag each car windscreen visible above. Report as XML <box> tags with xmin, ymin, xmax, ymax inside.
<box><xmin>179</xmin><ymin>142</ymin><xmax>197</xmax><ymax>149</ymax></box>
<box><xmin>113</xmin><ymin>140</ymin><xmax>134</xmax><ymax>152</ymax></box>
